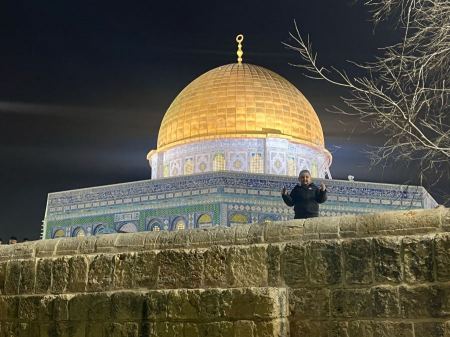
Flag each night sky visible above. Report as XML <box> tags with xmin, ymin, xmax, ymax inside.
<box><xmin>0</xmin><ymin>0</ymin><xmax>446</xmax><ymax>241</ymax></box>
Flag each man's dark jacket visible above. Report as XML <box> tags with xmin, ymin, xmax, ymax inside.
<box><xmin>282</xmin><ymin>183</ymin><xmax>327</xmax><ymax>219</ymax></box>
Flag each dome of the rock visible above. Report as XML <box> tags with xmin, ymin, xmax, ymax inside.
<box><xmin>148</xmin><ymin>63</ymin><xmax>332</xmax><ymax>179</ymax></box>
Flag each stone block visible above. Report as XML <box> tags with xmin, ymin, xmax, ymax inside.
<box><xmin>234</xmin><ymin>321</ymin><xmax>256</xmax><ymax>337</ymax></box>
<box><xmin>39</xmin><ymin>323</ymin><xmax>58</xmax><ymax>337</ymax></box>
<box><xmin>281</xmin><ymin>243</ymin><xmax>307</xmax><ymax>287</ymax></box>
<box><xmin>414</xmin><ymin>322</ymin><xmax>445</xmax><ymax>337</ymax></box>
<box><xmin>289</xmin><ymin>320</ymin><xmax>330</xmax><ymax>337</ymax></box>
<box><xmin>347</xmin><ymin>321</ymin><xmax>414</xmax><ymax>337</ymax></box>
<box><xmin>114</xmin><ymin>232</ymin><xmax>146</xmax><ymax>251</ymax></box>
<box><xmin>246</xmin><ymin>223</ymin><xmax>265</xmax><ymax>244</ymax></box>
<box><xmin>166</xmin><ymin>289</ymin><xmax>201</xmax><ymax>321</ymax></box>
<box><xmin>34</xmin><ymin>239</ymin><xmax>59</xmax><ymax>258</ymax></box>
<box><xmin>53</xmin><ymin>295</ymin><xmax>70</xmax><ymax>321</ymax></box>
<box><xmin>0</xmin><ymin>296</ymin><xmax>19</xmax><ymax>320</ymax></box>
<box><xmin>19</xmin><ymin>259</ymin><xmax>36</xmax><ymax>294</ymax></box>
<box><xmin>78</xmin><ymin>236</ymin><xmax>97</xmax><ymax>254</ymax></box>
<box><xmin>227</xmin><ymin>246</ymin><xmax>267</xmax><ymax>287</ymax></box>
<box><xmin>0</xmin><ymin>245</ymin><xmax>14</xmax><ymax>263</ymax></box>
<box><xmin>197</xmin><ymin>322</ymin><xmax>234</xmax><ymax>337</ymax></box>
<box><xmin>38</xmin><ymin>296</ymin><xmax>55</xmax><ymax>322</ymax></box>
<box><xmin>51</xmin><ymin>257</ymin><xmax>69</xmax><ymax>294</ymax></box>
<box><xmin>55</xmin><ymin>238</ymin><xmax>80</xmax><ymax>256</ymax></box>
<box><xmin>338</xmin><ymin>215</ymin><xmax>359</xmax><ymax>237</ymax></box>
<box><xmin>227</xmin><ymin>288</ymin><xmax>287</xmax><ymax>320</ymax></box>
<box><xmin>200</xmin><ymin>226</ymin><xmax>235</xmax><ymax>246</ymax></box>
<box><xmin>111</xmin><ymin>291</ymin><xmax>145</xmax><ymax>321</ymax></box>
<box><xmin>306</xmin><ymin>217</ymin><xmax>340</xmax><ymax>240</ymax></box>
<box><xmin>183</xmin><ymin>323</ymin><xmax>200</xmax><ymax>337</ymax></box>
<box><xmin>85</xmin><ymin>322</ymin><xmax>104</xmax><ymax>337</ymax></box>
<box><xmin>95</xmin><ymin>234</ymin><xmax>118</xmax><ymax>253</ymax></box>
<box><xmin>35</xmin><ymin>258</ymin><xmax>52</xmax><ymax>293</ymax></box>
<box><xmin>104</xmin><ymin>322</ymin><xmax>139</xmax><ymax>337</ymax></box>
<box><xmin>264</xmin><ymin>221</ymin><xmax>304</xmax><ymax>243</ymax></box>
<box><xmin>134</xmin><ymin>251</ymin><xmax>158</xmax><ymax>289</ymax></box>
<box><xmin>331</xmin><ymin>288</ymin><xmax>371</xmax><ymax>318</ymax></box>
<box><xmin>142</xmin><ymin>231</ymin><xmax>160</xmax><ymax>249</ymax></box>
<box><xmin>435</xmin><ymin>234</ymin><xmax>450</xmax><ymax>282</ymax></box>
<box><xmin>372</xmin><ymin>321</ymin><xmax>414</xmax><ymax>337</ymax></box>
<box><xmin>402</xmin><ymin>237</ymin><xmax>434</xmax><ymax>283</ymax></box>
<box><xmin>234</xmin><ymin>224</ymin><xmax>252</xmax><ymax>245</ymax></box>
<box><xmin>370</xmin><ymin>286</ymin><xmax>400</xmax><ymax>318</ymax></box>
<box><xmin>0</xmin><ymin>322</ymin><xmax>31</xmax><ymax>337</ymax></box>
<box><xmin>67</xmin><ymin>255</ymin><xmax>88</xmax><ymax>293</ymax></box>
<box><xmin>65</xmin><ymin>322</ymin><xmax>86</xmax><ymax>337</ymax></box>
<box><xmin>87</xmin><ymin>254</ymin><xmax>114</xmax><ymax>292</ymax></box>
<box><xmin>307</xmin><ymin>241</ymin><xmax>342</xmax><ymax>285</ymax></box>
<box><xmin>18</xmin><ymin>295</ymin><xmax>41</xmax><ymax>321</ymax></box>
<box><xmin>157</xmin><ymin>249</ymin><xmax>203</xmax><ymax>288</ymax></box>
<box><xmin>4</xmin><ymin>260</ymin><xmax>21</xmax><ymax>295</ymax></box>
<box><xmin>373</xmin><ymin>237</ymin><xmax>402</xmax><ymax>283</ymax></box>
<box><xmin>151</xmin><ymin>322</ymin><xmax>183</xmax><ymax>337</ymax></box>
<box><xmin>267</xmin><ymin>244</ymin><xmax>281</xmax><ymax>286</ymax></box>
<box><xmin>199</xmin><ymin>288</ymin><xmax>230</xmax><ymax>320</ymax></box>
<box><xmin>399</xmin><ymin>285</ymin><xmax>444</xmax><ymax>318</ymax></box>
<box><xmin>143</xmin><ymin>291</ymin><xmax>168</xmax><ymax>321</ymax></box>
<box><xmin>69</xmin><ymin>293</ymin><xmax>111</xmax><ymax>321</ymax></box>
<box><xmin>289</xmin><ymin>288</ymin><xmax>330</xmax><ymax>319</ymax></box>
<box><xmin>156</xmin><ymin>230</ymin><xmax>190</xmax><ymax>249</ymax></box>
<box><xmin>343</xmin><ymin>238</ymin><xmax>373</xmax><ymax>285</ymax></box>
<box><xmin>11</xmin><ymin>243</ymin><xmax>35</xmax><ymax>260</ymax></box>
<box><xmin>203</xmin><ymin>246</ymin><xmax>228</xmax><ymax>287</ymax></box>
<box><xmin>112</xmin><ymin>253</ymin><xmax>135</xmax><ymax>289</ymax></box>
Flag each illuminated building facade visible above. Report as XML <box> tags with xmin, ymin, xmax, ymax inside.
<box><xmin>41</xmin><ymin>36</ymin><xmax>436</xmax><ymax>239</ymax></box>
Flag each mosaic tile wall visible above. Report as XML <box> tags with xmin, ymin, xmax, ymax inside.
<box><xmin>43</xmin><ymin>171</ymin><xmax>437</xmax><ymax>239</ymax></box>
<box><xmin>148</xmin><ymin>137</ymin><xmax>331</xmax><ymax>179</ymax></box>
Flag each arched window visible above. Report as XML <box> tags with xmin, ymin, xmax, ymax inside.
<box><xmin>72</xmin><ymin>227</ymin><xmax>86</xmax><ymax>238</ymax></box>
<box><xmin>163</xmin><ymin>165</ymin><xmax>169</xmax><ymax>178</ymax></box>
<box><xmin>117</xmin><ymin>223</ymin><xmax>138</xmax><ymax>233</ymax></box>
<box><xmin>250</xmin><ymin>153</ymin><xmax>263</xmax><ymax>173</ymax></box>
<box><xmin>197</xmin><ymin>213</ymin><xmax>213</xmax><ymax>227</ymax></box>
<box><xmin>53</xmin><ymin>229</ymin><xmax>65</xmax><ymax>239</ymax></box>
<box><xmin>287</xmin><ymin>156</ymin><xmax>296</xmax><ymax>176</ymax></box>
<box><xmin>229</xmin><ymin>213</ymin><xmax>249</xmax><ymax>226</ymax></box>
<box><xmin>172</xmin><ymin>217</ymin><xmax>186</xmax><ymax>231</ymax></box>
<box><xmin>311</xmin><ymin>160</ymin><xmax>318</xmax><ymax>177</ymax></box>
<box><xmin>213</xmin><ymin>153</ymin><xmax>225</xmax><ymax>171</ymax></box>
<box><xmin>93</xmin><ymin>224</ymin><xmax>106</xmax><ymax>235</ymax></box>
<box><xmin>184</xmin><ymin>158</ymin><xmax>194</xmax><ymax>175</ymax></box>
<box><xmin>147</xmin><ymin>219</ymin><xmax>163</xmax><ymax>232</ymax></box>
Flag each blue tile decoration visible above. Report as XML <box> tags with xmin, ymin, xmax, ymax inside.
<box><xmin>43</xmin><ymin>171</ymin><xmax>437</xmax><ymax>239</ymax></box>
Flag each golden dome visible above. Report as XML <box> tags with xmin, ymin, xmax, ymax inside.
<box><xmin>157</xmin><ymin>63</ymin><xmax>325</xmax><ymax>150</ymax></box>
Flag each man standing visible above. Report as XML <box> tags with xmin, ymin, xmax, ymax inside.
<box><xmin>281</xmin><ymin>169</ymin><xmax>327</xmax><ymax>219</ymax></box>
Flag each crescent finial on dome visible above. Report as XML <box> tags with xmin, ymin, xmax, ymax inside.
<box><xmin>236</xmin><ymin>34</ymin><xmax>244</xmax><ymax>64</ymax></box>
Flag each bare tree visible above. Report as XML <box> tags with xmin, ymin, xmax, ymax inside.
<box><xmin>284</xmin><ymin>0</ymin><xmax>450</xmax><ymax>194</ymax></box>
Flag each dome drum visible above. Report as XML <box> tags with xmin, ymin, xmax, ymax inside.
<box><xmin>148</xmin><ymin>137</ymin><xmax>332</xmax><ymax>179</ymax></box>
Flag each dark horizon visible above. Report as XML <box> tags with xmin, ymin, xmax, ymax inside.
<box><xmin>0</xmin><ymin>0</ymin><xmax>446</xmax><ymax>241</ymax></box>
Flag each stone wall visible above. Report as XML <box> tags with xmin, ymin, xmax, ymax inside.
<box><xmin>1</xmin><ymin>207</ymin><xmax>450</xmax><ymax>337</ymax></box>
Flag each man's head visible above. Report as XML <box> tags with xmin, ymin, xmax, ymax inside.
<box><xmin>298</xmin><ymin>170</ymin><xmax>312</xmax><ymax>186</ymax></box>
<box><xmin>8</xmin><ymin>236</ymin><xmax>17</xmax><ymax>245</ymax></box>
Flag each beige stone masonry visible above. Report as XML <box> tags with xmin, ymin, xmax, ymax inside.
<box><xmin>0</xmin><ymin>207</ymin><xmax>449</xmax><ymax>337</ymax></box>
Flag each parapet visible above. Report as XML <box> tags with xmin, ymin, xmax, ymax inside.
<box><xmin>0</xmin><ymin>207</ymin><xmax>449</xmax><ymax>336</ymax></box>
